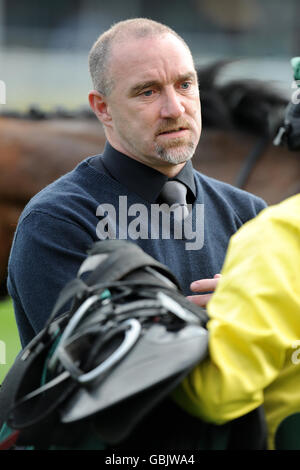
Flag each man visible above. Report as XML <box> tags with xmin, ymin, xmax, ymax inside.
<box><xmin>7</xmin><ymin>18</ymin><xmax>266</xmax><ymax>347</ymax></box>
<box><xmin>174</xmin><ymin>194</ymin><xmax>300</xmax><ymax>449</ymax></box>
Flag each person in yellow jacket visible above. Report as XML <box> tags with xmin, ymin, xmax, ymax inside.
<box><xmin>173</xmin><ymin>194</ymin><xmax>300</xmax><ymax>450</ymax></box>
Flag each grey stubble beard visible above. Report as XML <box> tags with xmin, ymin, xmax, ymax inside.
<box><xmin>154</xmin><ymin>140</ymin><xmax>196</xmax><ymax>164</ymax></box>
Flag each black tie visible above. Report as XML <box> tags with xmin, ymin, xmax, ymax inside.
<box><xmin>159</xmin><ymin>181</ymin><xmax>189</xmax><ymax>219</ymax></box>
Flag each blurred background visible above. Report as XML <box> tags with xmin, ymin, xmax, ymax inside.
<box><xmin>1</xmin><ymin>0</ymin><xmax>300</xmax><ymax>382</ymax></box>
<box><xmin>0</xmin><ymin>0</ymin><xmax>299</xmax><ymax>110</ymax></box>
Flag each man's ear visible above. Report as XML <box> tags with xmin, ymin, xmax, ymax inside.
<box><xmin>88</xmin><ymin>90</ymin><xmax>112</xmax><ymax>125</ymax></box>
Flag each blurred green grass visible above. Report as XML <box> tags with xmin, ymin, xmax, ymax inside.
<box><xmin>0</xmin><ymin>298</ymin><xmax>21</xmax><ymax>384</ymax></box>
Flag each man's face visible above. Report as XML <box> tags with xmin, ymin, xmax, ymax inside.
<box><xmin>102</xmin><ymin>33</ymin><xmax>202</xmax><ymax>171</ymax></box>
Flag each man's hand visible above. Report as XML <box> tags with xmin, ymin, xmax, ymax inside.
<box><xmin>187</xmin><ymin>274</ymin><xmax>222</xmax><ymax>308</ymax></box>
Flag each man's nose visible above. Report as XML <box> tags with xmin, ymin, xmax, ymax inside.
<box><xmin>160</xmin><ymin>88</ymin><xmax>185</xmax><ymax>119</ymax></box>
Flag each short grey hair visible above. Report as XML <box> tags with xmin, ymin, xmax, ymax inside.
<box><xmin>88</xmin><ymin>18</ymin><xmax>193</xmax><ymax>96</ymax></box>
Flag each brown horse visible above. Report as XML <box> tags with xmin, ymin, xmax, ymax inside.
<box><xmin>0</xmin><ymin>61</ymin><xmax>298</xmax><ymax>294</ymax></box>
<box><xmin>0</xmin><ymin>116</ymin><xmax>106</xmax><ymax>295</ymax></box>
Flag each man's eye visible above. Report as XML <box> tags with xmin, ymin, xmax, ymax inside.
<box><xmin>181</xmin><ymin>82</ymin><xmax>191</xmax><ymax>89</ymax></box>
<box><xmin>143</xmin><ymin>90</ymin><xmax>153</xmax><ymax>97</ymax></box>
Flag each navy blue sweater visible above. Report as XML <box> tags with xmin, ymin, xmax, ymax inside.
<box><xmin>8</xmin><ymin>155</ymin><xmax>266</xmax><ymax>346</ymax></box>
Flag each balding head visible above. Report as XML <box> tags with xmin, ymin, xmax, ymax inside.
<box><xmin>88</xmin><ymin>18</ymin><xmax>193</xmax><ymax>96</ymax></box>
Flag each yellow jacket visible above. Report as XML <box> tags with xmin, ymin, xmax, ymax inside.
<box><xmin>173</xmin><ymin>194</ymin><xmax>300</xmax><ymax>449</ymax></box>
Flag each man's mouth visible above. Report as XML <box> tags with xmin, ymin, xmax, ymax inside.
<box><xmin>158</xmin><ymin>127</ymin><xmax>189</xmax><ymax>136</ymax></box>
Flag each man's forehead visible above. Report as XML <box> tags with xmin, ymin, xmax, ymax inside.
<box><xmin>109</xmin><ymin>34</ymin><xmax>196</xmax><ymax>87</ymax></box>
<box><xmin>110</xmin><ymin>33</ymin><xmax>194</xmax><ymax>69</ymax></box>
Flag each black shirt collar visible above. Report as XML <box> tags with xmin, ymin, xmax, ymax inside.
<box><xmin>97</xmin><ymin>142</ymin><xmax>196</xmax><ymax>203</ymax></box>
